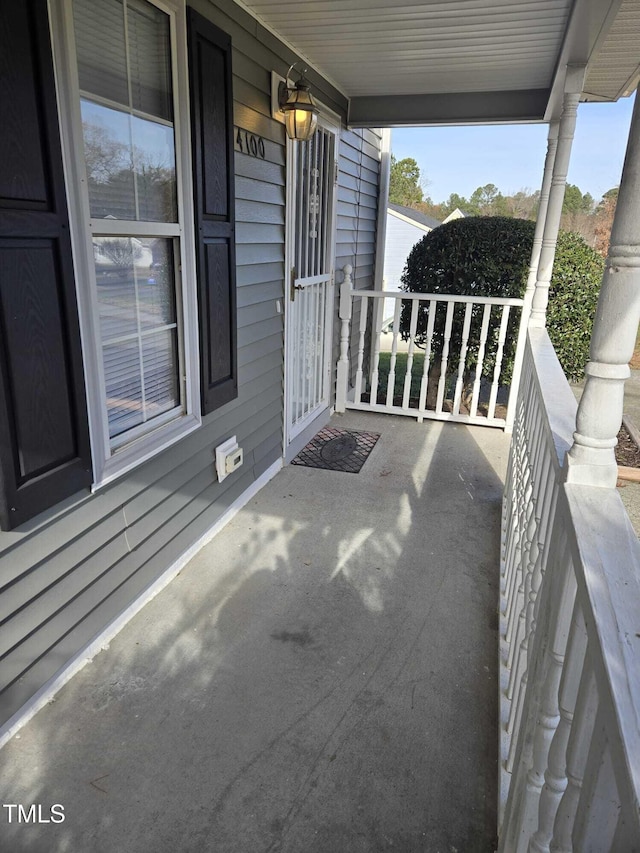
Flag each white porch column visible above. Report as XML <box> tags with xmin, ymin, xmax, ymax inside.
<box><xmin>566</xmin><ymin>91</ymin><xmax>640</xmax><ymax>487</ymax></box>
<box><xmin>529</xmin><ymin>66</ymin><xmax>585</xmax><ymax>328</ymax></box>
<box><xmin>505</xmin><ymin>121</ymin><xmax>559</xmax><ymax>430</ymax></box>
<box><xmin>526</xmin><ymin>122</ymin><xmax>560</xmax><ymax>299</ymax></box>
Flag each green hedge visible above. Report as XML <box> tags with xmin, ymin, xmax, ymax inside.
<box><xmin>545</xmin><ymin>230</ymin><xmax>604</xmax><ymax>382</ymax></box>
<box><xmin>400</xmin><ymin>217</ymin><xmax>604</xmax><ymax>383</ymax></box>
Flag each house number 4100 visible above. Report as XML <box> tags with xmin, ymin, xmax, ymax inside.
<box><xmin>235</xmin><ymin>128</ymin><xmax>266</xmax><ymax>159</ymax></box>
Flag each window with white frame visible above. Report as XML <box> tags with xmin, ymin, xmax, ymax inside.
<box><xmin>58</xmin><ymin>0</ymin><xmax>200</xmax><ymax>484</ymax></box>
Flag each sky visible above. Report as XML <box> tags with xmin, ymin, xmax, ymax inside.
<box><xmin>390</xmin><ymin>93</ymin><xmax>636</xmax><ymax>205</ymax></box>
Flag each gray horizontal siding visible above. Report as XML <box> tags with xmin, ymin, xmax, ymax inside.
<box><xmin>0</xmin><ymin>0</ymin><xmax>383</xmax><ymax>731</ymax></box>
<box><xmin>237</xmin><ymin>279</ymin><xmax>283</xmax><ymax>308</ymax></box>
<box><xmin>332</xmin><ymin>127</ymin><xmax>383</xmax><ymax>399</ymax></box>
<box><xmin>0</xmin><ymin>1</ymin><xmax>295</xmax><ymax>728</ymax></box>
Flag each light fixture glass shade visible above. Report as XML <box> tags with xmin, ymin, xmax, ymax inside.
<box><xmin>280</xmin><ymin>79</ymin><xmax>319</xmax><ymax>141</ymax></box>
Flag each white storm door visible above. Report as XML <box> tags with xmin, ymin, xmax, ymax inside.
<box><xmin>286</xmin><ymin>122</ymin><xmax>337</xmax><ymax>443</ymax></box>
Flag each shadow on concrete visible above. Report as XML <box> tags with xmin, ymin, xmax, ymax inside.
<box><xmin>0</xmin><ymin>412</ymin><xmax>509</xmax><ymax>853</ymax></box>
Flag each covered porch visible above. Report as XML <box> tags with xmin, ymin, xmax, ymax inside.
<box><xmin>1</xmin><ymin>0</ymin><xmax>640</xmax><ymax>849</ymax></box>
<box><xmin>0</xmin><ymin>411</ymin><xmax>507</xmax><ymax>852</ymax></box>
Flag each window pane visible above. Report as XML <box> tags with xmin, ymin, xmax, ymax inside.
<box><xmin>94</xmin><ymin>237</ymin><xmax>139</xmax><ymax>340</ymax></box>
<box><xmin>74</xmin><ymin>0</ymin><xmax>128</xmax><ymax>105</ymax></box>
<box><xmin>132</xmin><ymin>116</ymin><xmax>177</xmax><ymax>222</ymax></box>
<box><xmin>94</xmin><ymin>236</ymin><xmax>175</xmax><ymax>339</ymax></box>
<box><xmin>81</xmin><ymin>101</ymin><xmax>177</xmax><ymax>222</ymax></box>
<box><xmin>135</xmin><ymin>238</ymin><xmax>176</xmax><ymax>329</ymax></box>
<box><xmin>142</xmin><ymin>330</ymin><xmax>179</xmax><ymax>418</ymax></box>
<box><xmin>103</xmin><ymin>339</ymin><xmax>143</xmax><ymax>437</ymax></box>
<box><xmin>93</xmin><ymin>238</ymin><xmax>180</xmax><ymax>440</ymax></box>
<box><xmin>74</xmin><ymin>0</ymin><xmax>185</xmax><ymax>451</ymax></box>
<box><xmin>127</xmin><ymin>0</ymin><xmax>173</xmax><ymax>120</ymax></box>
<box><xmin>82</xmin><ymin>100</ymin><xmax>136</xmax><ymax>220</ymax></box>
<box><xmin>75</xmin><ymin>0</ymin><xmax>177</xmax><ymax>223</ymax></box>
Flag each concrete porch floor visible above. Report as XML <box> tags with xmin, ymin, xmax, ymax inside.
<box><xmin>0</xmin><ymin>411</ymin><xmax>509</xmax><ymax>853</ymax></box>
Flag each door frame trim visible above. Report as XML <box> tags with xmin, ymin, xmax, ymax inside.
<box><xmin>283</xmin><ymin>114</ymin><xmax>340</xmax><ymax>455</ymax></box>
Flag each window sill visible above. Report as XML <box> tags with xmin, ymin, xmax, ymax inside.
<box><xmin>92</xmin><ymin>412</ymin><xmax>202</xmax><ymax>492</ymax></box>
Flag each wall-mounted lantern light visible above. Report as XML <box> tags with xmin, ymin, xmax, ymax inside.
<box><xmin>278</xmin><ymin>67</ymin><xmax>319</xmax><ymax>142</ymax></box>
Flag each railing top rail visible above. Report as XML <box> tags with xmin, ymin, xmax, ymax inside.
<box><xmin>564</xmin><ymin>483</ymin><xmax>640</xmax><ymax>813</ymax></box>
<box><xmin>350</xmin><ymin>289</ymin><xmax>525</xmax><ymax>307</ymax></box>
<box><xmin>527</xmin><ymin>325</ymin><xmax>577</xmax><ymax>468</ymax></box>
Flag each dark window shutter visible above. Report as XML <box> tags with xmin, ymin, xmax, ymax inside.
<box><xmin>187</xmin><ymin>10</ymin><xmax>237</xmax><ymax>415</ymax></box>
<box><xmin>0</xmin><ymin>0</ymin><xmax>91</xmax><ymax>530</ymax></box>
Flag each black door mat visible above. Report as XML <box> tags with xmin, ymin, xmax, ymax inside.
<box><xmin>291</xmin><ymin>426</ymin><xmax>380</xmax><ymax>473</ymax></box>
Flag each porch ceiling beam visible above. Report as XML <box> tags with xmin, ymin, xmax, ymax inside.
<box><xmin>545</xmin><ymin>0</ymin><xmax>624</xmax><ymax>120</ymax></box>
<box><xmin>347</xmin><ymin>89</ymin><xmax>550</xmax><ymax>128</ymax></box>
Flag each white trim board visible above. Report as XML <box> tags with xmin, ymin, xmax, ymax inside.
<box><xmin>0</xmin><ymin>457</ymin><xmax>283</xmax><ymax>752</ymax></box>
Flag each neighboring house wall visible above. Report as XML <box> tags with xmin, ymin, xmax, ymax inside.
<box><xmin>382</xmin><ymin>209</ymin><xmax>434</xmax><ymax>326</ymax></box>
<box><xmin>442</xmin><ymin>208</ymin><xmax>468</xmax><ymax>223</ymax></box>
<box><xmin>0</xmin><ymin>0</ymin><xmax>381</xmax><ymax>731</ymax></box>
<box><xmin>383</xmin><ymin>212</ymin><xmax>431</xmax><ymax>292</ymax></box>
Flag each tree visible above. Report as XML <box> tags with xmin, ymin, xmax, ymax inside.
<box><xmin>400</xmin><ymin>217</ymin><xmax>604</xmax><ymax>385</ymax></box>
<box><xmin>389</xmin><ymin>155</ymin><xmax>424</xmax><ymax>207</ymax></box>
<box><xmin>441</xmin><ymin>192</ymin><xmax>468</xmax><ymax>217</ymax></box>
<box><xmin>592</xmin><ymin>187</ymin><xmax>618</xmax><ymax>256</ymax></box>
<box><xmin>468</xmin><ymin>183</ymin><xmax>506</xmax><ymax>216</ymax></box>
<box><xmin>600</xmin><ymin>187</ymin><xmax>619</xmax><ymax>204</ymax></box>
<box><xmin>504</xmin><ymin>188</ymin><xmax>539</xmax><ymax>220</ymax></box>
<box><xmin>563</xmin><ymin>183</ymin><xmax>594</xmax><ymax>215</ymax></box>
<box><xmin>95</xmin><ymin>237</ymin><xmax>144</xmax><ymax>268</ymax></box>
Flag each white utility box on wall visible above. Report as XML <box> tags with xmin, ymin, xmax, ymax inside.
<box><xmin>215</xmin><ymin>436</ymin><xmax>243</xmax><ymax>483</ymax></box>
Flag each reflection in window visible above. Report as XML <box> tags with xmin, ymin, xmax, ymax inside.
<box><xmin>81</xmin><ymin>100</ymin><xmax>177</xmax><ymax>222</ymax></box>
<box><xmin>93</xmin><ymin>237</ymin><xmax>179</xmax><ymax>439</ymax></box>
<box><xmin>75</xmin><ymin>0</ymin><xmax>177</xmax><ymax>222</ymax></box>
<box><xmin>72</xmin><ymin>0</ymin><xmax>184</xmax><ymax>451</ymax></box>
<box><xmin>74</xmin><ymin>0</ymin><xmax>172</xmax><ymax>120</ymax></box>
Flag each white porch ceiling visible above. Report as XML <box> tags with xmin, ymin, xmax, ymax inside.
<box><xmin>237</xmin><ymin>0</ymin><xmax>640</xmax><ymax>124</ymax></box>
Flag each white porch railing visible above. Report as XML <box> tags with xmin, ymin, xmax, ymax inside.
<box><xmin>499</xmin><ymin>327</ymin><xmax>640</xmax><ymax>851</ymax></box>
<box><xmin>335</xmin><ymin>265</ymin><xmax>525</xmax><ymax>429</ymax></box>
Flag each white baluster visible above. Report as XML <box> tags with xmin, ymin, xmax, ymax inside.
<box><xmin>501</xmin><ymin>402</ymin><xmax>522</xmax><ymax>589</ymax></box>
<box><xmin>471</xmin><ymin>304</ymin><xmax>492</xmax><ymax>418</ymax></box>
<box><xmin>572</xmin><ymin>713</ymin><xmax>618</xmax><ymax>852</ymax></box>
<box><xmin>370</xmin><ymin>295</ymin><xmax>384</xmax><ymax>405</ymax></box>
<box><xmin>489</xmin><ymin>305</ymin><xmax>511</xmax><ymax>419</ymax></box>
<box><xmin>508</xmin><ymin>410</ymin><xmax>549</xmax><ymax>654</ymax></box>
<box><xmin>507</xmin><ymin>455</ymin><xmax>556</xmax><ymax>764</ymax></box>
<box><xmin>502</xmin><ymin>378</ymin><xmax>530</xmax><ymax>598</ymax></box>
<box><xmin>500</xmin><ymin>533</ymin><xmax>576</xmax><ymax>852</ymax></box>
<box><xmin>354</xmin><ymin>295</ymin><xmax>368</xmax><ymax>403</ymax></box>
<box><xmin>436</xmin><ymin>301</ymin><xmax>454</xmax><ymax>413</ymax></box>
<box><xmin>453</xmin><ymin>302</ymin><xmax>472</xmax><ymax>414</ymax></box>
<box><xmin>506</xmin><ymin>496</ymin><xmax>535</xmax><ymax>706</ymax></box>
<box><xmin>505</xmin><ymin>448</ymin><xmax>534</xmax><ymax>647</ymax></box>
<box><xmin>335</xmin><ymin>265</ymin><xmax>353</xmax><ymax>413</ymax></box>
<box><xmin>386</xmin><ymin>298</ymin><xmax>402</xmax><ymax>406</ymax></box>
<box><xmin>549</xmin><ymin>646</ymin><xmax>597</xmax><ymax>853</ymax></box>
<box><xmin>417</xmin><ymin>299</ymin><xmax>436</xmax><ymax>420</ymax></box>
<box><xmin>403</xmin><ymin>300</ymin><xmax>419</xmax><ymax>409</ymax></box>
